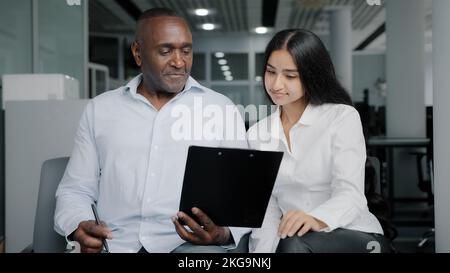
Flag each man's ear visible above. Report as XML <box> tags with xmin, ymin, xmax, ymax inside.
<box><xmin>131</xmin><ymin>41</ymin><xmax>142</xmax><ymax>67</ymax></box>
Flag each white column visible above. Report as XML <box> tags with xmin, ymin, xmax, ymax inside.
<box><xmin>32</xmin><ymin>0</ymin><xmax>39</xmax><ymax>73</ymax></box>
<box><xmin>83</xmin><ymin>0</ymin><xmax>89</xmax><ymax>98</ymax></box>
<box><xmin>433</xmin><ymin>0</ymin><xmax>450</xmax><ymax>253</ymax></box>
<box><xmin>385</xmin><ymin>0</ymin><xmax>426</xmax><ymax>202</ymax></box>
<box><xmin>329</xmin><ymin>7</ymin><xmax>352</xmax><ymax>95</ymax></box>
<box><xmin>386</xmin><ymin>0</ymin><xmax>425</xmax><ymax>137</ymax></box>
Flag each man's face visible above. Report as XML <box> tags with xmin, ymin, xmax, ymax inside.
<box><xmin>133</xmin><ymin>16</ymin><xmax>193</xmax><ymax>94</ymax></box>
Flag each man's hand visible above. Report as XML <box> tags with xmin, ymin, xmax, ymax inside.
<box><xmin>73</xmin><ymin>220</ymin><xmax>113</xmax><ymax>253</ymax></box>
<box><xmin>172</xmin><ymin>207</ymin><xmax>231</xmax><ymax>245</ymax></box>
<box><xmin>278</xmin><ymin>210</ymin><xmax>327</xmax><ymax>238</ymax></box>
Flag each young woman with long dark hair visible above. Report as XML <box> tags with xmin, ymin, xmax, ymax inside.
<box><xmin>247</xmin><ymin>29</ymin><xmax>390</xmax><ymax>253</ymax></box>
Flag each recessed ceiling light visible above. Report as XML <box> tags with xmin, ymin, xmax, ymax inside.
<box><xmin>215</xmin><ymin>52</ymin><xmax>225</xmax><ymax>58</ymax></box>
<box><xmin>195</xmin><ymin>8</ymin><xmax>209</xmax><ymax>16</ymax></box>
<box><xmin>255</xmin><ymin>27</ymin><xmax>268</xmax><ymax>34</ymax></box>
<box><xmin>220</xmin><ymin>65</ymin><xmax>230</xmax><ymax>71</ymax></box>
<box><xmin>202</xmin><ymin>23</ymin><xmax>215</xmax><ymax>30</ymax></box>
<box><xmin>223</xmin><ymin>71</ymin><xmax>232</xmax><ymax>76</ymax></box>
<box><xmin>225</xmin><ymin>76</ymin><xmax>233</xmax><ymax>81</ymax></box>
<box><xmin>218</xmin><ymin>59</ymin><xmax>227</xmax><ymax>65</ymax></box>
<box><xmin>255</xmin><ymin>76</ymin><xmax>263</xmax><ymax>82</ymax></box>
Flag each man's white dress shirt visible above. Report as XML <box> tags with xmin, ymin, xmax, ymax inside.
<box><xmin>54</xmin><ymin>74</ymin><xmax>249</xmax><ymax>253</ymax></box>
<box><xmin>247</xmin><ymin>103</ymin><xmax>383</xmax><ymax>253</ymax></box>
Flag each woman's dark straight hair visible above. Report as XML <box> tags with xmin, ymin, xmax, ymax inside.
<box><xmin>263</xmin><ymin>29</ymin><xmax>353</xmax><ymax>106</ymax></box>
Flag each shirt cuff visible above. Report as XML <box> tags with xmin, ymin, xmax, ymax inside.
<box><xmin>308</xmin><ymin>209</ymin><xmax>337</xmax><ymax>232</ymax></box>
<box><xmin>223</xmin><ymin>227</ymin><xmax>251</xmax><ymax>250</ymax></box>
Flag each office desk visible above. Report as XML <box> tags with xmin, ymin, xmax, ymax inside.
<box><xmin>367</xmin><ymin>137</ymin><xmax>431</xmax><ymax>215</ymax></box>
<box><xmin>367</xmin><ymin>138</ymin><xmax>430</xmax><ymax>148</ymax></box>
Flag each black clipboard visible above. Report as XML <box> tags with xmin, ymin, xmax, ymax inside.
<box><xmin>179</xmin><ymin>146</ymin><xmax>283</xmax><ymax>228</ymax></box>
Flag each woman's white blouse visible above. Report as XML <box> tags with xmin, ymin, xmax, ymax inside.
<box><xmin>247</xmin><ymin>103</ymin><xmax>383</xmax><ymax>253</ymax></box>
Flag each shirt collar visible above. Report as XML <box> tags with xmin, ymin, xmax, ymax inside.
<box><xmin>298</xmin><ymin>103</ymin><xmax>321</xmax><ymax>125</ymax></box>
<box><xmin>124</xmin><ymin>74</ymin><xmax>205</xmax><ymax>96</ymax></box>
<box><xmin>184</xmin><ymin>76</ymin><xmax>205</xmax><ymax>92</ymax></box>
<box><xmin>270</xmin><ymin>103</ymin><xmax>323</xmax><ymax>153</ymax></box>
<box><xmin>272</xmin><ymin>103</ymin><xmax>321</xmax><ymax>128</ymax></box>
<box><xmin>124</xmin><ymin>74</ymin><xmax>142</xmax><ymax>96</ymax></box>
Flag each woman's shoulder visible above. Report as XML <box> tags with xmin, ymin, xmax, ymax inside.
<box><xmin>320</xmin><ymin>103</ymin><xmax>360</xmax><ymax>122</ymax></box>
<box><xmin>317</xmin><ymin>104</ymin><xmax>363</xmax><ymax>137</ymax></box>
<box><xmin>322</xmin><ymin>103</ymin><xmax>357</xmax><ymax>114</ymax></box>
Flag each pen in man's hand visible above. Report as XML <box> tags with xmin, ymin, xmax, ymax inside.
<box><xmin>91</xmin><ymin>203</ymin><xmax>110</xmax><ymax>253</ymax></box>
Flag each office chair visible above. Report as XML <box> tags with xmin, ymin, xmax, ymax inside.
<box><xmin>416</xmin><ymin>159</ymin><xmax>435</xmax><ymax>252</ymax></box>
<box><xmin>366</xmin><ymin>156</ymin><xmax>382</xmax><ymax>195</ymax></box>
<box><xmin>22</xmin><ymin>157</ymin><xmax>70</xmax><ymax>253</ymax></box>
<box><xmin>410</xmin><ymin>151</ymin><xmax>434</xmax><ymax>206</ymax></box>
<box><xmin>365</xmin><ymin>156</ymin><xmax>397</xmax><ymax>252</ymax></box>
<box><xmin>415</xmin><ymin>108</ymin><xmax>435</xmax><ymax>252</ymax></box>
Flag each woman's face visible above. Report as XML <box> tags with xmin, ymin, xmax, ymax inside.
<box><xmin>264</xmin><ymin>49</ymin><xmax>304</xmax><ymax>106</ymax></box>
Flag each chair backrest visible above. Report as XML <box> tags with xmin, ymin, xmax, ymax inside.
<box><xmin>32</xmin><ymin>157</ymin><xmax>69</xmax><ymax>253</ymax></box>
<box><xmin>367</xmin><ymin>156</ymin><xmax>381</xmax><ymax>194</ymax></box>
<box><xmin>365</xmin><ymin>156</ymin><xmax>397</xmax><ymax>242</ymax></box>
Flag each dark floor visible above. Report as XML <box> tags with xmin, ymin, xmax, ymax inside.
<box><xmin>389</xmin><ymin>202</ymin><xmax>435</xmax><ymax>253</ymax></box>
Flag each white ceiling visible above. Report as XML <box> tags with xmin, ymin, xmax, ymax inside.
<box><xmin>89</xmin><ymin>0</ymin><xmax>432</xmax><ymax>50</ymax></box>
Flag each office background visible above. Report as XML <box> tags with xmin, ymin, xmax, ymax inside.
<box><xmin>0</xmin><ymin>0</ymin><xmax>449</xmax><ymax>253</ymax></box>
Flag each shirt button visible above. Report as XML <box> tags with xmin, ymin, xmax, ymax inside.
<box><xmin>146</xmin><ymin>198</ymin><xmax>151</xmax><ymax>203</ymax></box>
<box><xmin>154</xmin><ymin>145</ymin><xmax>159</xmax><ymax>150</ymax></box>
<box><xmin>150</xmin><ymin>173</ymin><xmax>155</xmax><ymax>177</ymax></box>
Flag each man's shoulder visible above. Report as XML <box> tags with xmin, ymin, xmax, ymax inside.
<box><xmin>91</xmin><ymin>87</ymin><xmax>124</xmax><ymax>104</ymax></box>
<box><xmin>196</xmin><ymin>85</ymin><xmax>236</xmax><ymax>106</ymax></box>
